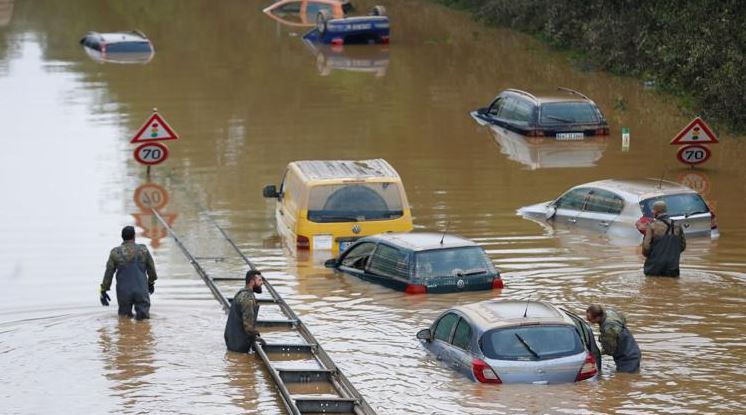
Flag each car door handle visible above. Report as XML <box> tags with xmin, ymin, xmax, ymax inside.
<box><xmin>599</xmin><ymin>221</ymin><xmax>610</xmax><ymax>227</ymax></box>
<box><xmin>568</xmin><ymin>218</ymin><xmax>577</xmax><ymax>223</ymax></box>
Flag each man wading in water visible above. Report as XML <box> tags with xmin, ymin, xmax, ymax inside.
<box><xmin>586</xmin><ymin>304</ymin><xmax>641</xmax><ymax>373</ymax></box>
<box><xmin>99</xmin><ymin>226</ymin><xmax>158</xmax><ymax>319</ymax></box>
<box><xmin>225</xmin><ymin>270</ymin><xmax>267</xmax><ymax>353</ymax></box>
<box><xmin>642</xmin><ymin>200</ymin><xmax>686</xmax><ymax>277</ymax></box>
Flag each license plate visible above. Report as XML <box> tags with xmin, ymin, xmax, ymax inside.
<box><xmin>313</xmin><ymin>234</ymin><xmax>333</xmax><ymax>250</ymax></box>
<box><xmin>555</xmin><ymin>132</ymin><xmax>584</xmax><ymax>140</ymax></box>
<box><xmin>339</xmin><ymin>241</ymin><xmax>353</xmax><ymax>251</ymax></box>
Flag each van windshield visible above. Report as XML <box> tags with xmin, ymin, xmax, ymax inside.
<box><xmin>307</xmin><ymin>182</ymin><xmax>404</xmax><ymax>223</ymax></box>
<box><xmin>640</xmin><ymin>193</ymin><xmax>710</xmax><ymax>217</ymax></box>
<box><xmin>481</xmin><ymin>325</ymin><xmax>583</xmax><ymax>361</ymax></box>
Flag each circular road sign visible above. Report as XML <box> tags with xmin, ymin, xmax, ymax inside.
<box><xmin>133</xmin><ymin>183</ymin><xmax>169</xmax><ymax>210</ymax></box>
<box><xmin>676</xmin><ymin>144</ymin><xmax>711</xmax><ymax>166</ymax></box>
<box><xmin>678</xmin><ymin>171</ymin><xmax>710</xmax><ymax>196</ymax></box>
<box><xmin>134</xmin><ymin>142</ymin><xmax>169</xmax><ymax>166</ymax></box>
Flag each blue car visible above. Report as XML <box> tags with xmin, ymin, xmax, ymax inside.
<box><xmin>303</xmin><ymin>5</ymin><xmax>390</xmax><ymax>45</ymax></box>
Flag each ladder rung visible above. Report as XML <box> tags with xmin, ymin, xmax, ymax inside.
<box><xmin>226</xmin><ymin>297</ymin><xmax>276</xmax><ymax>304</ymax></box>
<box><xmin>278</xmin><ymin>368</ymin><xmax>334</xmax><ymax>383</ymax></box>
<box><xmin>257</xmin><ymin>318</ymin><xmax>298</xmax><ymax>327</ymax></box>
<box><xmin>212</xmin><ymin>277</ymin><xmax>245</xmax><ymax>281</ymax></box>
<box><xmin>294</xmin><ymin>396</ymin><xmax>356</xmax><ymax>413</ymax></box>
<box><xmin>262</xmin><ymin>343</ymin><xmax>315</xmax><ymax>353</ymax></box>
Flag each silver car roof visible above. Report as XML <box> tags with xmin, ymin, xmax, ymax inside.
<box><xmin>291</xmin><ymin>159</ymin><xmax>400</xmax><ymax>181</ymax></box>
<box><xmin>367</xmin><ymin>232</ymin><xmax>478</xmax><ymax>251</ymax></box>
<box><xmin>453</xmin><ymin>300</ymin><xmax>574</xmax><ymax>331</ymax></box>
<box><xmin>571</xmin><ymin>178</ymin><xmax>698</xmax><ymax>201</ymax></box>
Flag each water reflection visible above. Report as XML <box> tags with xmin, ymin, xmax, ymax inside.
<box><xmin>82</xmin><ymin>47</ymin><xmax>154</xmax><ymax>65</ymax></box>
<box><xmin>0</xmin><ymin>0</ymin><xmax>12</xmax><ymax>27</ymax></box>
<box><xmin>305</xmin><ymin>42</ymin><xmax>389</xmax><ymax>77</ymax></box>
<box><xmin>132</xmin><ymin>181</ymin><xmax>178</xmax><ymax>249</ymax></box>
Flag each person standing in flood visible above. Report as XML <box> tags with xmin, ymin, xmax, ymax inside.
<box><xmin>586</xmin><ymin>304</ymin><xmax>641</xmax><ymax>373</ymax></box>
<box><xmin>99</xmin><ymin>226</ymin><xmax>158</xmax><ymax>320</ymax></box>
<box><xmin>642</xmin><ymin>200</ymin><xmax>686</xmax><ymax>277</ymax></box>
<box><xmin>225</xmin><ymin>270</ymin><xmax>266</xmax><ymax>353</ymax></box>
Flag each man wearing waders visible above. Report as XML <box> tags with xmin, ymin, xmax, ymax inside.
<box><xmin>642</xmin><ymin>200</ymin><xmax>686</xmax><ymax>277</ymax></box>
<box><xmin>99</xmin><ymin>226</ymin><xmax>158</xmax><ymax>320</ymax></box>
<box><xmin>586</xmin><ymin>304</ymin><xmax>641</xmax><ymax>373</ymax></box>
<box><xmin>224</xmin><ymin>270</ymin><xmax>267</xmax><ymax>353</ymax></box>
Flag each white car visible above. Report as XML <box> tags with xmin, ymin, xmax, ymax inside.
<box><xmin>518</xmin><ymin>178</ymin><xmax>718</xmax><ymax>239</ymax></box>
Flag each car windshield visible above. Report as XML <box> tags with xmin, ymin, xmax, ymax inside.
<box><xmin>539</xmin><ymin>102</ymin><xmax>599</xmax><ymax>125</ymax></box>
<box><xmin>481</xmin><ymin>325</ymin><xmax>583</xmax><ymax>361</ymax></box>
<box><xmin>307</xmin><ymin>182</ymin><xmax>404</xmax><ymax>223</ymax></box>
<box><xmin>415</xmin><ymin>247</ymin><xmax>496</xmax><ymax>281</ymax></box>
<box><xmin>640</xmin><ymin>193</ymin><xmax>710</xmax><ymax>217</ymax></box>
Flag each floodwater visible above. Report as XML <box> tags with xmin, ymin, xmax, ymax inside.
<box><xmin>1</xmin><ymin>0</ymin><xmax>745</xmax><ymax>414</ymax></box>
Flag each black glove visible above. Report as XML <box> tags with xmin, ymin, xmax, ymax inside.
<box><xmin>148</xmin><ymin>283</ymin><xmax>155</xmax><ymax>294</ymax></box>
<box><xmin>256</xmin><ymin>336</ymin><xmax>267</xmax><ymax>347</ymax></box>
<box><xmin>100</xmin><ymin>291</ymin><xmax>111</xmax><ymax>306</ymax></box>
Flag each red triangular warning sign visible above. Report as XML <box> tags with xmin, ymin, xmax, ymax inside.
<box><xmin>130</xmin><ymin>112</ymin><xmax>179</xmax><ymax>143</ymax></box>
<box><xmin>670</xmin><ymin>117</ymin><xmax>718</xmax><ymax>145</ymax></box>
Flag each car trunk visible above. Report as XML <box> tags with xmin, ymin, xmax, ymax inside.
<box><xmin>423</xmin><ymin>274</ymin><xmax>495</xmax><ymax>293</ymax></box>
<box><xmin>640</xmin><ymin>194</ymin><xmax>714</xmax><ymax>236</ymax></box>
<box><xmin>483</xmin><ymin>353</ymin><xmax>586</xmax><ymax>384</ymax></box>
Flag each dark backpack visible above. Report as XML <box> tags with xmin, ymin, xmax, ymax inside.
<box><xmin>643</xmin><ymin>219</ymin><xmax>682</xmax><ymax>277</ymax></box>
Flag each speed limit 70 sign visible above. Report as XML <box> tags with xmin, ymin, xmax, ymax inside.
<box><xmin>134</xmin><ymin>142</ymin><xmax>169</xmax><ymax>166</ymax></box>
<box><xmin>676</xmin><ymin>144</ymin><xmax>711</xmax><ymax>166</ymax></box>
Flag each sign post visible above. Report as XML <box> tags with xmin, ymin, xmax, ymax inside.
<box><xmin>130</xmin><ymin>108</ymin><xmax>179</xmax><ymax>175</ymax></box>
<box><xmin>670</xmin><ymin>116</ymin><xmax>718</xmax><ymax>168</ymax></box>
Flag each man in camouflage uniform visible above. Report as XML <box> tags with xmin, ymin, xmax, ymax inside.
<box><xmin>642</xmin><ymin>200</ymin><xmax>686</xmax><ymax>277</ymax></box>
<box><xmin>224</xmin><ymin>270</ymin><xmax>267</xmax><ymax>353</ymax></box>
<box><xmin>586</xmin><ymin>304</ymin><xmax>641</xmax><ymax>373</ymax></box>
<box><xmin>100</xmin><ymin>226</ymin><xmax>158</xmax><ymax>320</ymax></box>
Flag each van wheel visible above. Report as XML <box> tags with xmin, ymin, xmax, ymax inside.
<box><xmin>370</xmin><ymin>5</ymin><xmax>386</xmax><ymax>16</ymax></box>
<box><xmin>316</xmin><ymin>10</ymin><xmax>330</xmax><ymax>35</ymax></box>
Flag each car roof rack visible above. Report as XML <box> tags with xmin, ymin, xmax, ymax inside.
<box><xmin>557</xmin><ymin>87</ymin><xmax>591</xmax><ymax>101</ymax></box>
<box><xmin>504</xmin><ymin>88</ymin><xmax>538</xmax><ymax>101</ymax></box>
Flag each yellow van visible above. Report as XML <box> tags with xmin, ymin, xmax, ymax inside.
<box><xmin>262</xmin><ymin>159</ymin><xmax>413</xmax><ymax>252</ymax></box>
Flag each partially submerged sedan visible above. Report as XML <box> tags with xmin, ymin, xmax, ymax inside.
<box><xmin>417</xmin><ymin>300</ymin><xmax>600</xmax><ymax>384</ymax></box>
<box><xmin>519</xmin><ymin>178</ymin><xmax>718</xmax><ymax>239</ymax></box>
<box><xmin>79</xmin><ymin>31</ymin><xmax>154</xmax><ymax>64</ymax></box>
<box><xmin>325</xmin><ymin>233</ymin><xmax>503</xmax><ymax>294</ymax></box>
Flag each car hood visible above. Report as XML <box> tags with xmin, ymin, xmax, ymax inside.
<box><xmin>517</xmin><ymin>201</ymin><xmax>553</xmax><ymax>217</ymax></box>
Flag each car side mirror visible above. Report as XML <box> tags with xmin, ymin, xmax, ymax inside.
<box><xmin>324</xmin><ymin>257</ymin><xmax>338</xmax><ymax>268</ymax></box>
<box><xmin>416</xmin><ymin>328</ymin><xmax>432</xmax><ymax>342</ymax></box>
<box><xmin>263</xmin><ymin>184</ymin><xmax>279</xmax><ymax>199</ymax></box>
<box><xmin>545</xmin><ymin>204</ymin><xmax>557</xmax><ymax>220</ymax></box>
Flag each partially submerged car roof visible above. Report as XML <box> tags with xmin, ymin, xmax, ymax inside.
<box><xmin>574</xmin><ymin>178</ymin><xmax>698</xmax><ymax>201</ymax></box>
<box><xmin>502</xmin><ymin>88</ymin><xmax>596</xmax><ymax>105</ymax></box>
<box><xmin>454</xmin><ymin>300</ymin><xmax>573</xmax><ymax>330</ymax></box>
<box><xmin>290</xmin><ymin>159</ymin><xmax>401</xmax><ymax>182</ymax></box>
<box><xmin>83</xmin><ymin>31</ymin><xmax>150</xmax><ymax>44</ymax></box>
<box><xmin>365</xmin><ymin>232</ymin><xmax>478</xmax><ymax>251</ymax></box>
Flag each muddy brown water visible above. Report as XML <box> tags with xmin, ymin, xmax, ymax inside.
<box><xmin>1</xmin><ymin>0</ymin><xmax>745</xmax><ymax>414</ymax></box>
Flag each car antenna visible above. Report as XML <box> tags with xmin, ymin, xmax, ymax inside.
<box><xmin>523</xmin><ymin>295</ymin><xmax>531</xmax><ymax>318</ymax></box>
<box><xmin>440</xmin><ymin>222</ymin><xmax>449</xmax><ymax>245</ymax></box>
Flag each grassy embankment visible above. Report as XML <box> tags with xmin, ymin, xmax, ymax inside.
<box><xmin>432</xmin><ymin>0</ymin><xmax>746</xmax><ymax>133</ymax></box>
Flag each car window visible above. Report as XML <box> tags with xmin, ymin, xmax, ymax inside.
<box><xmin>451</xmin><ymin>318</ymin><xmax>473</xmax><ymax>350</ymax></box>
<box><xmin>307</xmin><ymin>183</ymin><xmax>404</xmax><ymax>223</ymax></box>
<box><xmin>555</xmin><ymin>188</ymin><xmax>592</xmax><ymax>210</ymax></box>
<box><xmin>276</xmin><ymin>2</ymin><xmax>302</xmax><ymax>13</ymax></box>
<box><xmin>512</xmin><ymin>98</ymin><xmax>534</xmax><ymax>123</ymax></box>
<box><xmin>539</xmin><ymin>102</ymin><xmax>600</xmax><ymax>125</ymax></box>
<box><xmin>487</xmin><ymin>97</ymin><xmax>502</xmax><ymax>116</ymax></box>
<box><xmin>481</xmin><ymin>325</ymin><xmax>584</xmax><ymax>361</ymax></box>
<box><xmin>433</xmin><ymin>313</ymin><xmax>459</xmax><ymax>342</ymax></box>
<box><xmin>306</xmin><ymin>2</ymin><xmax>333</xmax><ymax>14</ymax></box>
<box><xmin>368</xmin><ymin>244</ymin><xmax>410</xmax><ymax>279</ymax></box>
<box><xmin>584</xmin><ymin>189</ymin><xmax>624</xmax><ymax>214</ymax></box>
<box><xmin>340</xmin><ymin>242</ymin><xmax>376</xmax><ymax>270</ymax></box>
<box><xmin>640</xmin><ymin>193</ymin><xmax>710</xmax><ymax>217</ymax></box>
<box><xmin>497</xmin><ymin>97</ymin><xmax>517</xmax><ymax>120</ymax></box>
<box><xmin>415</xmin><ymin>247</ymin><xmax>495</xmax><ymax>280</ymax></box>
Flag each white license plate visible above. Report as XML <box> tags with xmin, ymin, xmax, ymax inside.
<box><xmin>312</xmin><ymin>234</ymin><xmax>333</xmax><ymax>250</ymax></box>
<box><xmin>555</xmin><ymin>132</ymin><xmax>584</xmax><ymax>140</ymax></box>
<box><xmin>339</xmin><ymin>241</ymin><xmax>353</xmax><ymax>251</ymax></box>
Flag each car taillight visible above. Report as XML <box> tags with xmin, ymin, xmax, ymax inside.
<box><xmin>297</xmin><ymin>235</ymin><xmax>310</xmax><ymax>249</ymax></box>
<box><xmin>575</xmin><ymin>353</ymin><xmax>598</xmax><ymax>382</ymax></box>
<box><xmin>381</xmin><ymin>35</ymin><xmax>390</xmax><ymax>44</ymax></box>
<box><xmin>492</xmin><ymin>277</ymin><xmax>504</xmax><ymax>289</ymax></box>
<box><xmin>405</xmin><ymin>284</ymin><xmax>427</xmax><ymax>294</ymax></box>
<box><xmin>472</xmin><ymin>358</ymin><xmax>501</xmax><ymax>384</ymax></box>
<box><xmin>593</xmin><ymin>127</ymin><xmax>610</xmax><ymax>135</ymax></box>
<box><xmin>526</xmin><ymin>130</ymin><xmax>545</xmax><ymax>137</ymax></box>
<box><xmin>710</xmin><ymin>210</ymin><xmax>718</xmax><ymax>230</ymax></box>
<box><xmin>100</xmin><ymin>43</ymin><xmax>107</xmax><ymax>53</ymax></box>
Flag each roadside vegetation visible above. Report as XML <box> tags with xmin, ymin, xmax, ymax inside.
<box><xmin>433</xmin><ymin>0</ymin><xmax>746</xmax><ymax>133</ymax></box>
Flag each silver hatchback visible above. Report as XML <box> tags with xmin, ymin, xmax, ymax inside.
<box><xmin>518</xmin><ymin>178</ymin><xmax>719</xmax><ymax>239</ymax></box>
<box><xmin>416</xmin><ymin>300</ymin><xmax>600</xmax><ymax>384</ymax></box>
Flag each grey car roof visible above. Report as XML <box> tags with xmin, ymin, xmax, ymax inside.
<box><xmin>453</xmin><ymin>300</ymin><xmax>574</xmax><ymax>331</ymax></box>
<box><xmin>363</xmin><ymin>232</ymin><xmax>478</xmax><ymax>251</ymax></box>
<box><xmin>571</xmin><ymin>178</ymin><xmax>697</xmax><ymax>201</ymax></box>
<box><xmin>291</xmin><ymin>159</ymin><xmax>400</xmax><ymax>181</ymax></box>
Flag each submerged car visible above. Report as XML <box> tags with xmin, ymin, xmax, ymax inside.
<box><xmin>324</xmin><ymin>232</ymin><xmax>503</xmax><ymax>294</ymax></box>
<box><xmin>263</xmin><ymin>0</ymin><xmax>352</xmax><ymax>27</ymax></box>
<box><xmin>303</xmin><ymin>5</ymin><xmax>389</xmax><ymax>45</ymax></box>
<box><xmin>471</xmin><ymin>88</ymin><xmax>609</xmax><ymax>139</ymax></box>
<box><xmin>519</xmin><ymin>178</ymin><xmax>718</xmax><ymax>238</ymax></box>
<box><xmin>79</xmin><ymin>31</ymin><xmax>154</xmax><ymax>63</ymax></box>
<box><xmin>416</xmin><ymin>300</ymin><xmax>600</xmax><ymax>384</ymax></box>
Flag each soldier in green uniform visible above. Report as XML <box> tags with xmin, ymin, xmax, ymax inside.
<box><xmin>642</xmin><ymin>200</ymin><xmax>686</xmax><ymax>277</ymax></box>
<box><xmin>224</xmin><ymin>270</ymin><xmax>267</xmax><ymax>353</ymax></box>
<box><xmin>100</xmin><ymin>226</ymin><xmax>158</xmax><ymax>320</ymax></box>
<box><xmin>586</xmin><ymin>304</ymin><xmax>641</xmax><ymax>373</ymax></box>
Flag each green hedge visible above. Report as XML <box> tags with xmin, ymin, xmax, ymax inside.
<box><xmin>434</xmin><ymin>0</ymin><xmax>746</xmax><ymax>133</ymax></box>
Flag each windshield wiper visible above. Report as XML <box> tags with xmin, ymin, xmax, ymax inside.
<box><xmin>684</xmin><ymin>210</ymin><xmax>709</xmax><ymax>218</ymax></box>
<box><xmin>545</xmin><ymin>115</ymin><xmax>574</xmax><ymax>123</ymax></box>
<box><xmin>515</xmin><ymin>333</ymin><xmax>541</xmax><ymax>359</ymax></box>
<box><xmin>315</xmin><ymin>215</ymin><xmax>363</xmax><ymax>222</ymax></box>
<box><xmin>460</xmin><ymin>268</ymin><xmax>487</xmax><ymax>276</ymax></box>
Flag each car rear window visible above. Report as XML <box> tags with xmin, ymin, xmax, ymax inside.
<box><xmin>539</xmin><ymin>102</ymin><xmax>599</xmax><ymax>125</ymax></box>
<box><xmin>481</xmin><ymin>325</ymin><xmax>583</xmax><ymax>361</ymax></box>
<box><xmin>307</xmin><ymin>182</ymin><xmax>404</xmax><ymax>223</ymax></box>
<box><xmin>415</xmin><ymin>247</ymin><xmax>495</xmax><ymax>281</ymax></box>
<box><xmin>640</xmin><ymin>193</ymin><xmax>710</xmax><ymax>217</ymax></box>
